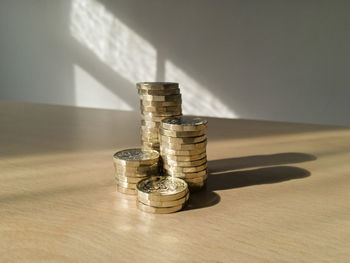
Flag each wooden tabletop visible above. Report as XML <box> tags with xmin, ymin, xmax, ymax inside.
<box><xmin>1</xmin><ymin>101</ymin><xmax>349</xmax><ymax>263</ymax></box>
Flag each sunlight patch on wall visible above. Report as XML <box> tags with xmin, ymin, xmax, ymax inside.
<box><xmin>165</xmin><ymin>60</ymin><xmax>237</xmax><ymax>118</ymax></box>
<box><xmin>70</xmin><ymin>0</ymin><xmax>156</xmax><ymax>83</ymax></box>
<box><xmin>74</xmin><ymin>64</ymin><xmax>133</xmax><ymax>110</ymax></box>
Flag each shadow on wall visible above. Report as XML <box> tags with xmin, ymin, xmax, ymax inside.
<box><xmin>2</xmin><ymin>0</ymin><xmax>349</xmax><ymax>126</ymax></box>
<box><xmin>69</xmin><ymin>0</ymin><xmax>237</xmax><ymax>118</ymax></box>
<box><xmin>69</xmin><ymin>0</ymin><xmax>350</xmax><ymax>125</ymax></box>
<box><xmin>185</xmin><ymin>152</ymin><xmax>315</xmax><ymax>211</ymax></box>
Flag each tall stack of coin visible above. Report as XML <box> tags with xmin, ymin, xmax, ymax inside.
<box><xmin>136</xmin><ymin>176</ymin><xmax>189</xmax><ymax>214</ymax></box>
<box><xmin>113</xmin><ymin>149</ymin><xmax>160</xmax><ymax>195</ymax></box>
<box><xmin>159</xmin><ymin>117</ymin><xmax>208</xmax><ymax>190</ymax></box>
<box><xmin>137</xmin><ymin>82</ymin><xmax>182</xmax><ymax>151</ymax></box>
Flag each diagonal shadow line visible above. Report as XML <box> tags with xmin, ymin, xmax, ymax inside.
<box><xmin>69</xmin><ymin>37</ymin><xmax>139</xmax><ymax>110</ymax></box>
<box><xmin>208</xmin><ymin>152</ymin><xmax>316</xmax><ymax>173</ymax></box>
<box><xmin>184</xmin><ymin>152</ymin><xmax>315</xmax><ymax>211</ymax></box>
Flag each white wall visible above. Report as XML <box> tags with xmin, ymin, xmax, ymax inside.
<box><xmin>1</xmin><ymin>0</ymin><xmax>349</xmax><ymax>126</ymax></box>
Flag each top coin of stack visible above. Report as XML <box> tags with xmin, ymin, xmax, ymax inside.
<box><xmin>159</xmin><ymin>116</ymin><xmax>208</xmax><ymax>191</ymax></box>
<box><xmin>113</xmin><ymin>148</ymin><xmax>160</xmax><ymax>195</ymax></box>
<box><xmin>136</xmin><ymin>176</ymin><xmax>189</xmax><ymax>214</ymax></box>
<box><xmin>137</xmin><ymin>82</ymin><xmax>182</xmax><ymax>151</ymax></box>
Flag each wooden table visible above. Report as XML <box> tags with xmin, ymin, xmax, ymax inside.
<box><xmin>1</xmin><ymin>101</ymin><xmax>349</xmax><ymax>262</ymax></box>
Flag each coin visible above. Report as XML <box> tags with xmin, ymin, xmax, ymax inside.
<box><xmin>162</xmin><ymin>152</ymin><xmax>207</xmax><ymax>162</ymax></box>
<box><xmin>141</xmin><ymin>120</ymin><xmax>161</xmax><ymax>128</ymax></box>
<box><xmin>138</xmin><ymin>192</ymin><xmax>189</xmax><ymax>208</ymax></box>
<box><xmin>164</xmin><ymin>163</ymin><xmax>207</xmax><ymax>173</ymax></box>
<box><xmin>141</xmin><ymin>100</ymin><xmax>182</xmax><ymax>107</ymax></box>
<box><xmin>160</xmin><ymin>147</ymin><xmax>206</xmax><ymax>156</ymax></box>
<box><xmin>113</xmin><ymin>149</ymin><xmax>159</xmax><ymax>166</ymax></box>
<box><xmin>164</xmin><ymin>169</ymin><xmax>207</xmax><ymax>179</ymax></box>
<box><xmin>116</xmin><ymin>179</ymin><xmax>137</xmax><ymax>189</ymax></box>
<box><xmin>184</xmin><ymin>173</ymin><xmax>208</xmax><ymax>183</ymax></box>
<box><xmin>136</xmin><ymin>201</ymin><xmax>184</xmax><ymax>214</ymax></box>
<box><xmin>138</xmin><ymin>89</ymin><xmax>180</xmax><ymax>96</ymax></box>
<box><xmin>141</xmin><ymin>137</ymin><xmax>159</xmax><ymax>144</ymax></box>
<box><xmin>161</xmin><ymin>116</ymin><xmax>208</xmax><ymax>131</ymax></box>
<box><xmin>116</xmin><ymin>185</ymin><xmax>137</xmax><ymax>195</ymax></box>
<box><xmin>115</xmin><ymin>162</ymin><xmax>158</xmax><ymax>172</ymax></box>
<box><xmin>116</xmin><ymin>175</ymin><xmax>149</xmax><ymax>183</ymax></box>
<box><xmin>141</xmin><ymin>126</ymin><xmax>159</xmax><ymax>133</ymax></box>
<box><xmin>142</xmin><ymin>115</ymin><xmax>182</xmax><ymax>122</ymax></box>
<box><xmin>137</xmin><ymin>82</ymin><xmax>179</xmax><ymax>90</ymax></box>
<box><xmin>162</xmin><ymin>157</ymin><xmax>207</xmax><ymax>167</ymax></box>
<box><xmin>115</xmin><ymin>169</ymin><xmax>159</xmax><ymax>178</ymax></box>
<box><xmin>141</xmin><ymin>105</ymin><xmax>182</xmax><ymax>113</ymax></box>
<box><xmin>159</xmin><ymin>134</ymin><xmax>206</xmax><ymax>144</ymax></box>
<box><xmin>142</xmin><ymin>110</ymin><xmax>182</xmax><ymax>117</ymax></box>
<box><xmin>159</xmin><ymin>128</ymin><xmax>205</xmax><ymax>138</ymax></box>
<box><xmin>136</xmin><ymin>176</ymin><xmax>188</xmax><ymax>200</ymax></box>
<box><xmin>139</xmin><ymin>94</ymin><xmax>182</xmax><ymax>102</ymax></box>
<box><xmin>186</xmin><ymin>180</ymin><xmax>206</xmax><ymax>190</ymax></box>
<box><xmin>160</xmin><ymin>140</ymin><xmax>207</xmax><ymax>150</ymax></box>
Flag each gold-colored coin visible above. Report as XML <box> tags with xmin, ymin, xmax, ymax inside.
<box><xmin>142</xmin><ymin>115</ymin><xmax>182</xmax><ymax>122</ymax></box>
<box><xmin>162</xmin><ymin>152</ymin><xmax>207</xmax><ymax>162</ymax></box>
<box><xmin>141</xmin><ymin>138</ymin><xmax>159</xmax><ymax>144</ymax></box>
<box><xmin>160</xmin><ymin>134</ymin><xmax>206</xmax><ymax>144</ymax></box>
<box><xmin>141</xmin><ymin>105</ymin><xmax>182</xmax><ymax>113</ymax></box>
<box><xmin>161</xmin><ymin>116</ymin><xmax>208</xmax><ymax>131</ymax></box>
<box><xmin>115</xmin><ymin>162</ymin><xmax>158</xmax><ymax>172</ymax></box>
<box><xmin>137</xmin><ymin>188</ymin><xmax>188</xmax><ymax>202</ymax></box>
<box><xmin>136</xmin><ymin>176</ymin><xmax>188</xmax><ymax>201</ymax></box>
<box><xmin>116</xmin><ymin>179</ymin><xmax>137</xmax><ymax>189</ymax></box>
<box><xmin>185</xmin><ymin>173</ymin><xmax>208</xmax><ymax>183</ymax></box>
<box><xmin>142</xmin><ymin>110</ymin><xmax>182</xmax><ymax>117</ymax></box>
<box><xmin>160</xmin><ymin>147</ymin><xmax>206</xmax><ymax>156</ymax></box>
<box><xmin>164</xmin><ymin>169</ymin><xmax>207</xmax><ymax>179</ymax></box>
<box><xmin>160</xmin><ymin>140</ymin><xmax>207</xmax><ymax>150</ymax></box>
<box><xmin>142</xmin><ymin>145</ymin><xmax>159</xmax><ymax>151</ymax></box>
<box><xmin>159</xmin><ymin>128</ymin><xmax>205</xmax><ymax>138</ymax></box>
<box><xmin>138</xmin><ymin>192</ymin><xmax>189</xmax><ymax>208</ymax></box>
<box><xmin>186</xmin><ymin>180</ymin><xmax>206</xmax><ymax>190</ymax></box>
<box><xmin>141</xmin><ymin>120</ymin><xmax>161</xmax><ymax>128</ymax></box>
<box><xmin>137</xmin><ymin>82</ymin><xmax>179</xmax><ymax>91</ymax></box>
<box><xmin>141</xmin><ymin>126</ymin><xmax>159</xmax><ymax>133</ymax></box>
<box><xmin>116</xmin><ymin>185</ymin><xmax>137</xmax><ymax>195</ymax></box>
<box><xmin>141</xmin><ymin>130</ymin><xmax>159</xmax><ymax>137</ymax></box>
<box><xmin>142</xmin><ymin>142</ymin><xmax>160</xmax><ymax>149</ymax></box>
<box><xmin>162</xmin><ymin>157</ymin><xmax>207</xmax><ymax>167</ymax></box>
<box><xmin>139</xmin><ymin>94</ymin><xmax>182</xmax><ymax>102</ymax></box>
<box><xmin>113</xmin><ymin>148</ymin><xmax>159</xmax><ymax>166</ymax></box>
<box><xmin>136</xmin><ymin>201</ymin><xmax>184</xmax><ymax>214</ymax></box>
<box><xmin>138</xmin><ymin>89</ymin><xmax>180</xmax><ymax>96</ymax></box>
<box><xmin>116</xmin><ymin>169</ymin><xmax>160</xmax><ymax>178</ymax></box>
<box><xmin>116</xmin><ymin>175</ymin><xmax>149</xmax><ymax>183</ymax></box>
<box><xmin>164</xmin><ymin>163</ymin><xmax>207</xmax><ymax>173</ymax></box>
<box><xmin>141</xmin><ymin>100</ymin><xmax>182</xmax><ymax>107</ymax></box>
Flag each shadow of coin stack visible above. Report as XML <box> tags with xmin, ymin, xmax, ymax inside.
<box><xmin>159</xmin><ymin>117</ymin><xmax>208</xmax><ymax>191</ymax></box>
<box><xmin>137</xmin><ymin>82</ymin><xmax>182</xmax><ymax>151</ymax></box>
<box><xmin>113</xmin><ymin>149</ymin><xmax>160</xmax><ymax>195</ymax></box>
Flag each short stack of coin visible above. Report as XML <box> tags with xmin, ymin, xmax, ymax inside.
<box><xmin>137</xmin><ymin>82</ymin><xmax>182</xmax><ymax>151</ymax></box>
<box><xmin>159</xmin><ymin>116</ymin><xmax>208</xmax><ymax>190</ymax></box>
<box><xmin>136</xmin><ymin>176</ymin><xmax>189</xmax><ymax>214</ymax></box>
<box><xmin>113</xmin><ymin>148</ymin><xmax>160</xmax><ymax>195</ymax></box>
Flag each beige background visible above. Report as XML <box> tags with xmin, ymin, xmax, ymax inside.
<box><xmin>1</xmin><ymin>0</ymin><xmax>350</xmax><ymax>125</ymax></box>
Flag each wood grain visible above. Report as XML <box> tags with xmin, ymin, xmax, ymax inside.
<box><xmin>0</xmin><ymin>101</ymin><xmax>349</xmax><ymax>262</ymax></box>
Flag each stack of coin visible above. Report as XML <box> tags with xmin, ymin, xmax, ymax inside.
<box><xmin>159</xmin><ymin>116</ymin><xmax>208</xmax><ymax>190</ymax></box>
<box><xmin>113</xmin><ymin>149</ymin><xmax>160</xmax><ymax>195</ymax></box>
<box><xmin>136</xmin><ymin>176</ymin><xmax>189</xmax><ymax>214</ymax></box>
<box><xmin>137</xmin><ymin>82</ymin><xmax>182</xmax><ymax>151</ymax></box>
